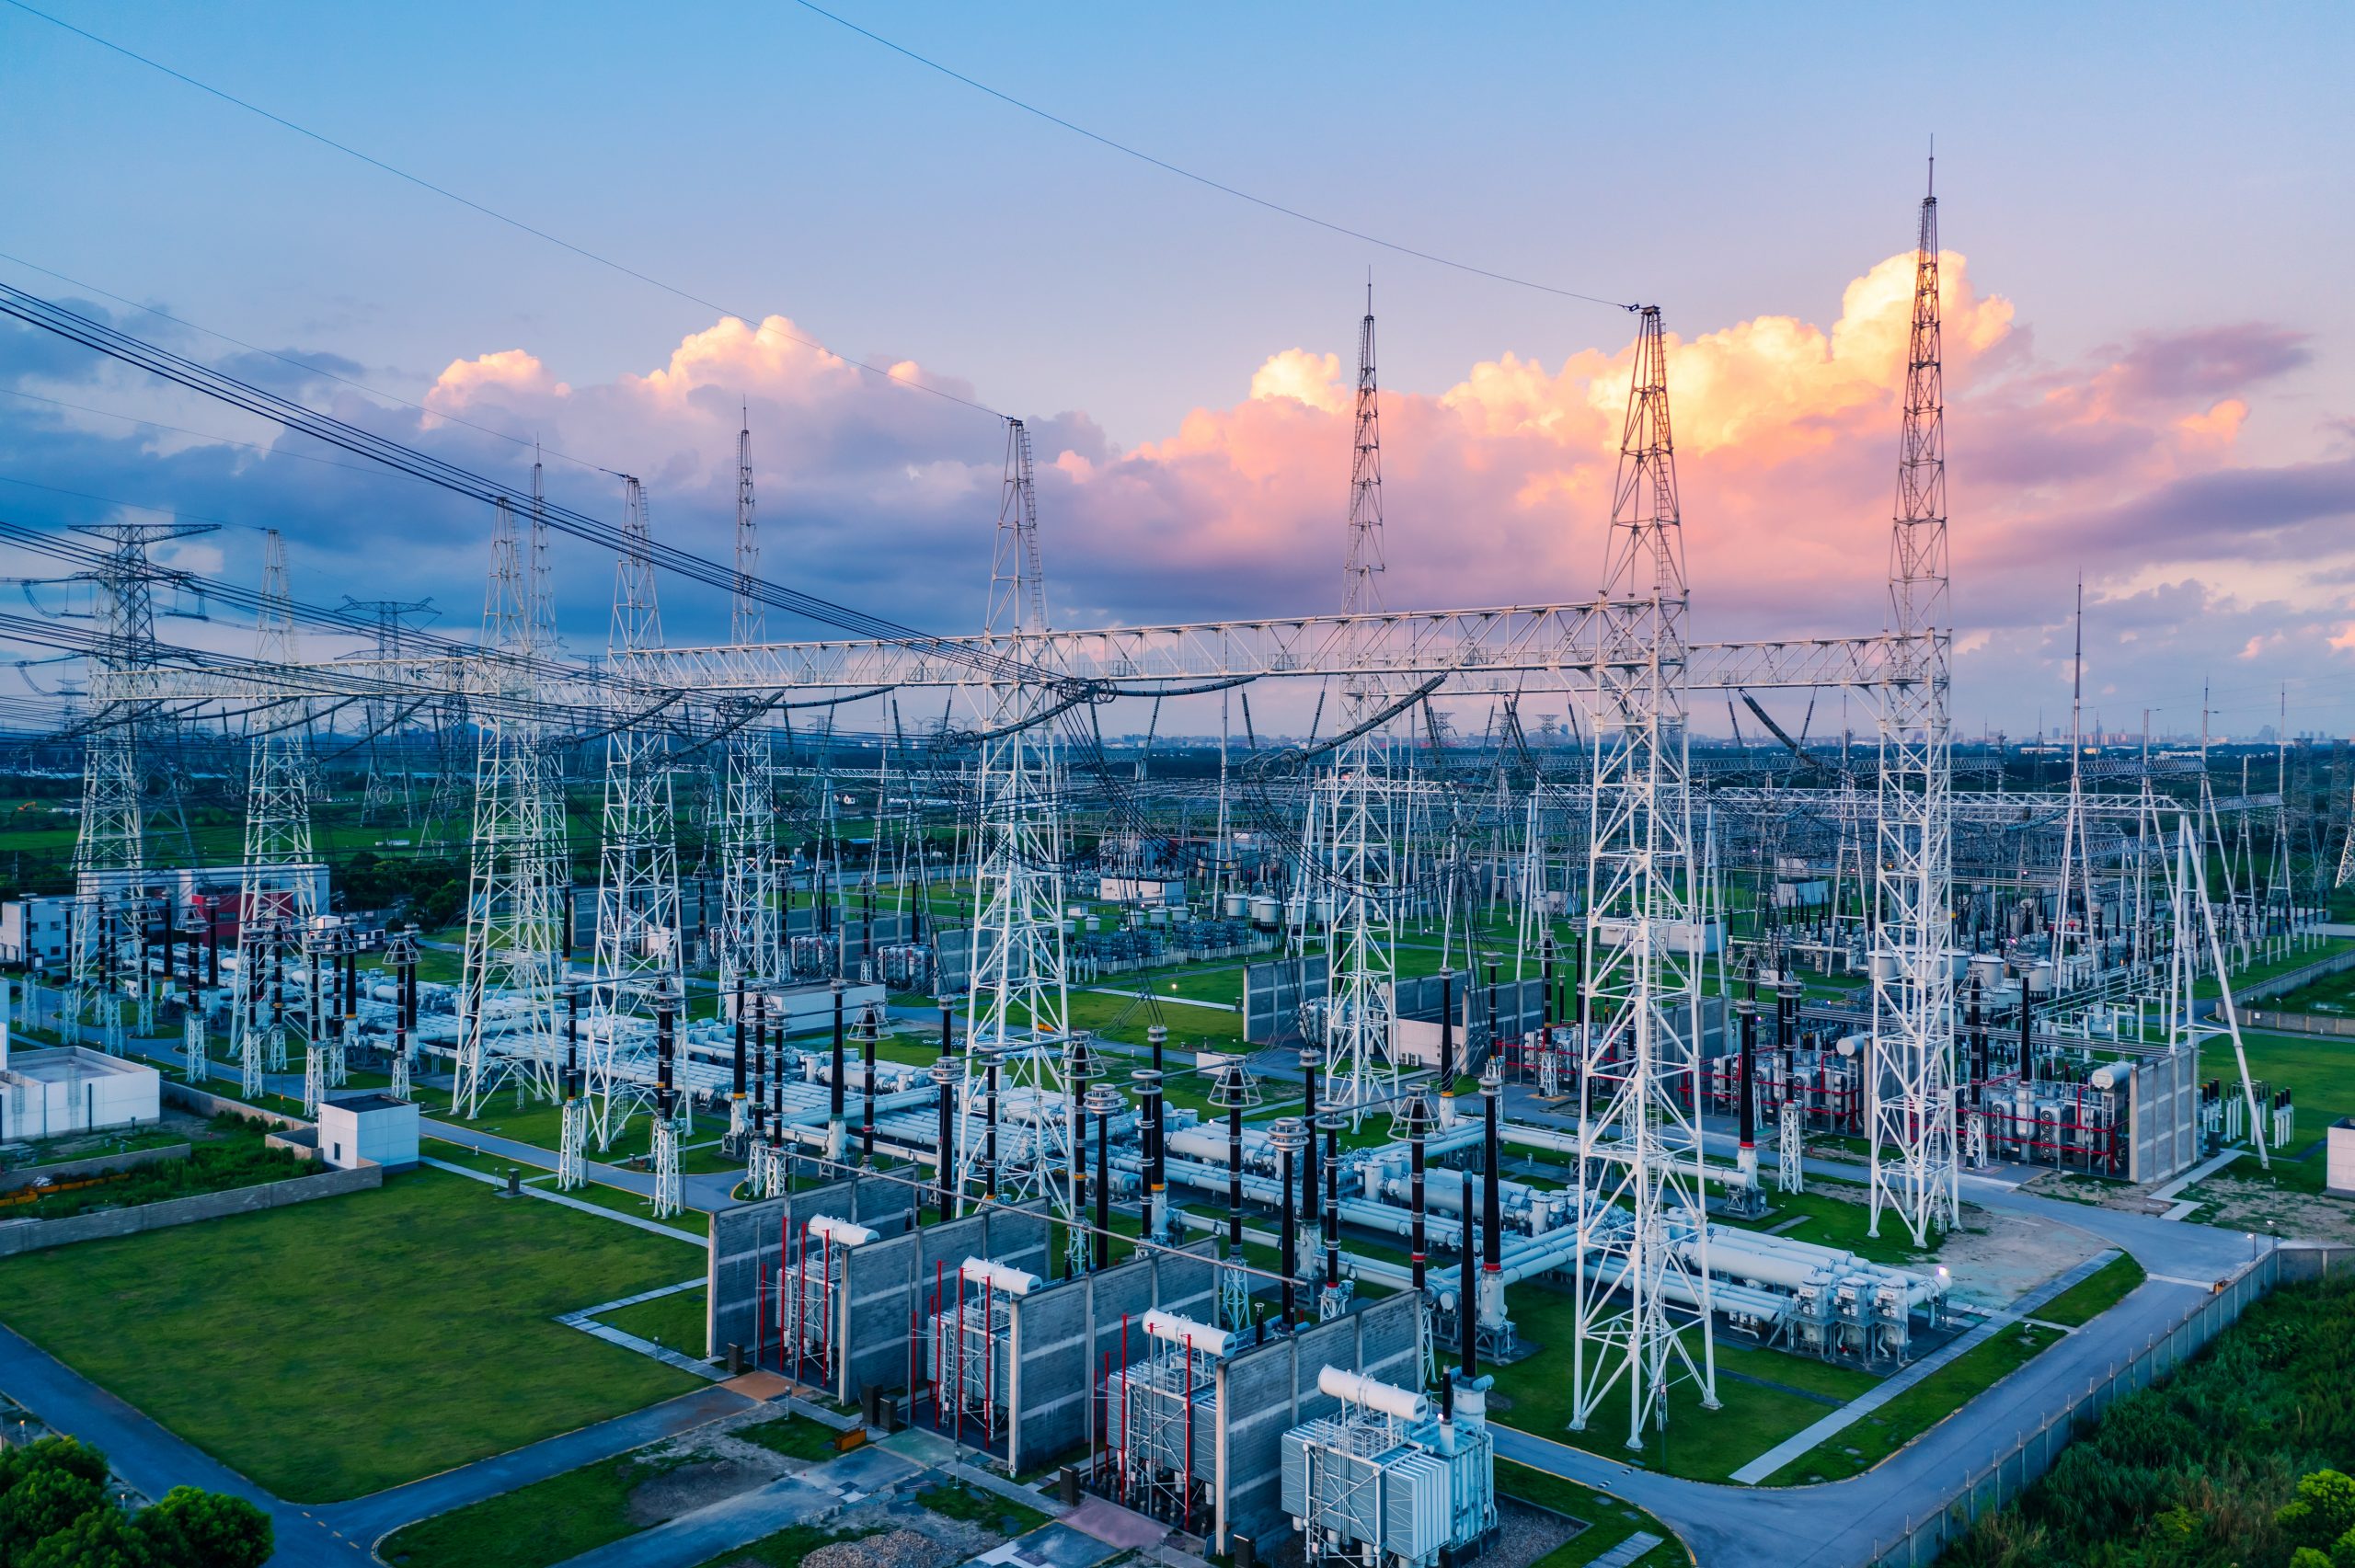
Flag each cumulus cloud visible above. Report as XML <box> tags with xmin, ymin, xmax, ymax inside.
<box><xmin>2</xmin><ymin>245</ymin><xmax>2348</xmax><ymax>733</ymax></box>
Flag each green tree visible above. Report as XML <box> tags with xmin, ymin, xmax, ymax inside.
<box><xmin>138</xmin><ymin>1485</ymin><xmax>272</xmax><ymax>1568</ymax></box>
<box><xmin>0</xmin><ymin>1466</ymin><xmax>105</xmax><ymax>1566</ymax></box>
<box><xmin>0</xmin><ymin>1436</ymin><xmax>108</xmax><ymax>1495</ymax></box>
<box><xmin>2282</xmin><ymin>1471</ymin><xmax>2355</xmax><ymax>1552</ymax></box>
<box><xmin>18</xmin><ymin>1505</ymin><xmax>152</xmax><ymax>1568</ymax></box>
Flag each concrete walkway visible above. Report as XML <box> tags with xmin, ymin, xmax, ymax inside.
<box><xmin>419</xmin><ymin>1152</ymin><xmax>707</xmax><ymax>1242</ymax></box>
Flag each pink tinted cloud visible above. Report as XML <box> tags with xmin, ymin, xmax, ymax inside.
<box><xmin>418</xmin><ymin>252</ymin><xmax>2352</xmax><ymax>721</ymax></box>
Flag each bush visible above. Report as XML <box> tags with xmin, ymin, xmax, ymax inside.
<box><xmin>1946</xmin><ymin>1275</ymin><xmax>2355</xmax><ymax>1568</ymax></box>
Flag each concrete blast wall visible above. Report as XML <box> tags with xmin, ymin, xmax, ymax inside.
<box><xmin>705</xmin><ymin>1173</ymin><xmax>918</xmax><ymax>1361</ymax></box>
<box><xmin>833</xmin><ymin>1206</ymin><xmax>1044</xmax><ymax>1406</ymax></box>
<box><xmin>1005</xmin><ymin>1240</ymin><xmax>1221</xmax><ymax>1474</ymax></box>
<box><xmin>1213</xmin><ymin>1292</ymin><xmax>1421</xmax><ymax>1553</ymax></box>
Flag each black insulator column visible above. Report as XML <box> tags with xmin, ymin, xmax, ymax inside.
<box><xmin>731</xmin><ymin>990</ymin><xmax>749</xmax><ymax>1121</ymax></box>
<box><xmin>1094</xmin><ymin>1090</ymin><xmax>1112</xmax><ymax>1271</ymax></box>
<box><xmin>1299</xmin><ymin>1048</ymin><xmax>1319</xmax><ymax>1242</ymax></box>
<box><xmin>1138</xmin><ymin>1068</ymin><xmax>1166</xmax><ymax>1244</ymax></box>
<box><xmin>563</xmin><ymin>987</ymin><xmax>581</xmax><ymax>1104</ymax></box>
<box><xmin>934</xmin><ymin>1001</ymin><xmax>955</xmax><ymax>1218</ymax></box>
<box><xmin>1967</xmin><ymin>980</ymin><xmax>1987</xmax><ymax>1104</ymax></box>
<box><xmin>860</xmin><ymin>1008</ymin><xmax>877</xmax><ymax>1165</ymax></box>
<box><xmin>1485</xmin><ymin>956</ymin><xmax>1501</xmax><ymax>1066</ymax></box>
<box><xmin>1407</xmin><ymin>1099</ymin><xmax>1429</xmax><ymax>1297</ymax></box>
<box><xmin>1149</xmin><ymin>1026</ymin><xmax>1170</xmax><ymax>1242</ymax></box>
<box><xmin>654</xmin><ymin>989</ymin><xmax>676</xmax><ymax>1119</ymax></box>
<box><xmin>1321</xmin><ymin>1113</ymin><xmax>1340</xmax><ymax>1296</ymax></box>
<box><xmin>829</xmin><ymin>979</ymin><xmax>846</xmax><ymax>1131</ymax></box>
<box><xmin>1274</xmin><ymin>1118</ymin><xmax>1304</xmax><ymax>1328</ymax></box>
<box><xmin>1225</xmin><ymin>1076</ymin><xmax>1244</xmax><ymax>1258</ymax></box>
<box><xmin>1736</xmin><ymin>999</ymin><xmax>1759</xmax><ymax>1195</ymax></box>
<box><xmin>983</xmin><ymin>1053</ymin><xmax>1000</xmax><ymax>1197</ymax></box>
<box><xmin>1480</xmin><ymin>1071</ymin><xmax>1501</xmax><ymax>1331</ymax></box>
<box><xmin>751</xmin><ymin>994</ymin><xmax>768</xmax><ymax>1145</ymax></box>
<box><xmin>2020</xmin><ymin>971</ymin><xmax>2037</xmax><ymax>1082</ymax></box>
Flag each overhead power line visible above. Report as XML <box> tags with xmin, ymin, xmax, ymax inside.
<box><xmin>0</xmin><ymin>281</ymin><xmax>1067</xmax><ymax>689</ymax></box>
<box><xmin>0</xmin><ymin>0</ymin><xmax>1010</xmax><ymax>424</ymax></box>
<box><xmin>785</xmin><ymin>0</ymin><xmax>1637</xmax><ymax>312</ymax></box>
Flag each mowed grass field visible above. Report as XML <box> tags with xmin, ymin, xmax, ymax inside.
<box><xmin>0</xmin><ymin>1167</ymin><xmax>702</xmax><ymax>1502</ymax></box>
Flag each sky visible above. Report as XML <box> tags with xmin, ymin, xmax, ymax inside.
<box><xmin>1</xmin><ymin>0</ymin><xmax>2350</xmax><ymax>741</ymax></box>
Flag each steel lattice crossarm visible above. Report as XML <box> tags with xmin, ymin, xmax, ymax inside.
<box><xmin>616</xmin><ymin>606</ymin><xmax>1901</xmax><ymax>696</ymax></box>
<box><xmin>1696</xmin><ymin>786</ymin><xmax>2283</xmax><ymax>823</ymax></box>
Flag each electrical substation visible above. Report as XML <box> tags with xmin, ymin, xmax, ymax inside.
<box><xmin>0</xmin><ymin>172</ymin><xmax>2336</xmax><ymax>1566</ymax></box>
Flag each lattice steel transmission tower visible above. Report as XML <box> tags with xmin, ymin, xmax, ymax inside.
<box><xmin>956</xmin><ymin>419</ymin><xmax>1079</xmax><ymax>1233</ymax></box>
<box><xmin>718</xmin><ymin>411</ymin><xmax>781</xmax><ymax>1005</ymax></box>
<box><xmin>1323</xmin><ymin>281</ymin><xmax>1402</xmax><ymax>1122</ymax></box>
<box><xmin>1867</xmin><ymin>166</ymin><xmax>1960</xmax><ymax>1243</ymax></box>
<box><xmin>343</xmin><ymin>596</ymin><xmax>434</xmax><ymax>826</ymax></box>
<box><xmin>65</xmin><ymin>521</ymin><xmax>211</xmax><ymax>1036</ymax></box>
<box><xmin>1569</xmin><ymin>306</ymin><xmax>1719</xmax><ymax>1448</ymax></box>
<box><xmin>454</xmin><ymin>497</ymin><xmax>565</xmax><ymax>1118</ymax></box>
<box><xmin>232</xmin><ymin>532</ymin><xmax>317</xmax><ymax>1095</ymax></box>
<box><xmin>586</xmin><ymin>477</ymin><xmax>684</xmax><ymax>1150</ymax></box>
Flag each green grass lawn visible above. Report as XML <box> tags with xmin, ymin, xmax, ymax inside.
<box><xmin>1490</xmin><ymin>1278</ymin><xmax>1878</xmax><ymax>1482</ymax></box>
<box><xmin>2222</xmin><ymin>1029</ymin><xmax>2353</xmax><ymax>1157</ymax></box>
<box><xmin>732</xmin><ymin>1413</ymin><xmax>843</xmax><ymax>1461</ymax></box>
<box><xmin>2036</xmin><ymin>1253</ymin><xmax>2145</xmax><ymax>1328</ymax></box>
<box><xmin>913</xmin><ymin>1482</ymin><xmax>1051</xmax><ymax>1538</ymax></box>
<box><xmin>378</xmin><ymin>1446</ymin><xmax>691</xmax><ymax>1568</ymax></box>
<box><xmin>1718</xmin><ymin>1179</ymin><xmax>1947</xmax><ymax>1269</ymax></box>
<box><xmin>1760</xmin><ymin>1322</ymin><xmax>2064</xmax><ymax>1485</ymax></box>
<box><xmin>1498</xmin><ymin>1459</ymin><xmax>1687</xmax><ymax>1568</ymax></box>
<box><xmin>0</xmin><ymin>1167</ymin><xmax>703</xmax><ymax>1502</ymax></box>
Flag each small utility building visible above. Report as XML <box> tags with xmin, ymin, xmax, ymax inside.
<box><xmin>317</xmin><ymin>1093</ymin><xmax>419</xmax><ymax>1172</ymax></box>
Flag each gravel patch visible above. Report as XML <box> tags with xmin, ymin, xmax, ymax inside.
<box><xmin>1488</xmin><ymin>1497</ymin><xmax>1584</xmax><ymax>1568</ymax></box>
<box><xmin>805</xmin><ymin>1528</ymin><xmax>945</xmax><ymax>1568</ymax></box>
<box><xmin>624</xmin><ymin>1457</ymin><xmax>770</xmax><ymax>1526</ymax></box>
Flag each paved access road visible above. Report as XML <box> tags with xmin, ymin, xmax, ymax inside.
<box><xmin>0</xmin><ymin>1318</ymin><xmax>756</xmax><ymax>1568</ymax></box>
<box><xmin>1490</xmin><ymin>1155</ymin><xmax>2262</xmax><ymax>1568</ymax></box>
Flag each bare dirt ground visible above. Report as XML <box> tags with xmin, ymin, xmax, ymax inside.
<box><xmin>2182</xmin><ymin>1176</ymin><xmax>2355</xmax><ymax>1246</ymax></box>
<box><xmin>625</xmin><ymin>1456</ymin><xmax>775</xmax><ymax>1527</ymax></box>
<box><xmin>1934</xmin><ymin>1202</ymin><xmax>2108</xmax><ymax>1311</ymax></box>
<box><xmin>2017</xmin><ymin>1170</ymin><xmax>2177</xmax><ymax>1217</ymax></box>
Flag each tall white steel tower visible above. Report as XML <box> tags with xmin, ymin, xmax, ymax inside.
<box><xmin>718</xmin><ymin>411</ymin><xmax>780</xmax><ymax>998</ymax></box>
<box><xmin>231</xmin><ymin>532</ymin><xmax>317</xmax><ymax>1095</ymax></box>
<box><xmin>956</xmin><ymin>420</ymin><xmax>1079</xmax><ymax>1234</ymax></box>
<box><xmin>1867</xmin><ymin>167</ymin><xmax>1960</xmax><ymax>1242</ymax></box>
<box><xmin>1569</xmin><ymin>306</ymin><xmax>1719</xmax><ymax>1448</ymax></box>
<box><xmin>586</xmin><ymin>477</ymin><xmax>684</xmax><ymax>1149</ymax></box>
<box><xmin>66</xmin><ymin>521</ymin><xmax>211</xmax><ymax>1035</ymax></box>
<box><xmin>1324</xmin><ymin>283</ymin><xmax>1402</xmax><ymax>1121</ymax></box>
<box><xmin>454</xmin><ymin>498</ymin><xmax>565</xmax><ymax>1117</ymax></box>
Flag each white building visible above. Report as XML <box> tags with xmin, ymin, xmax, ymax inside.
<box><xmin>0</xmin><ymin>894</ymin><xmax>75</xmax><ymax>968</ymax></box>
<box><xmin>0</xmin><ymin>1047</ymin><xmax>162</xmax><ymax>1143</ymax></box>
<box><xmin>316</xmin><ymin>1093</ymin><xmax>419</xmax><ymax>1172</ymax></box>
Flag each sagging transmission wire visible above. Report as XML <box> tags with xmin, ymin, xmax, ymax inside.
<box><xmin>0</xmin><ymin>283</ymin><xmax>1078</xmax><ymax>692</ymax></box>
